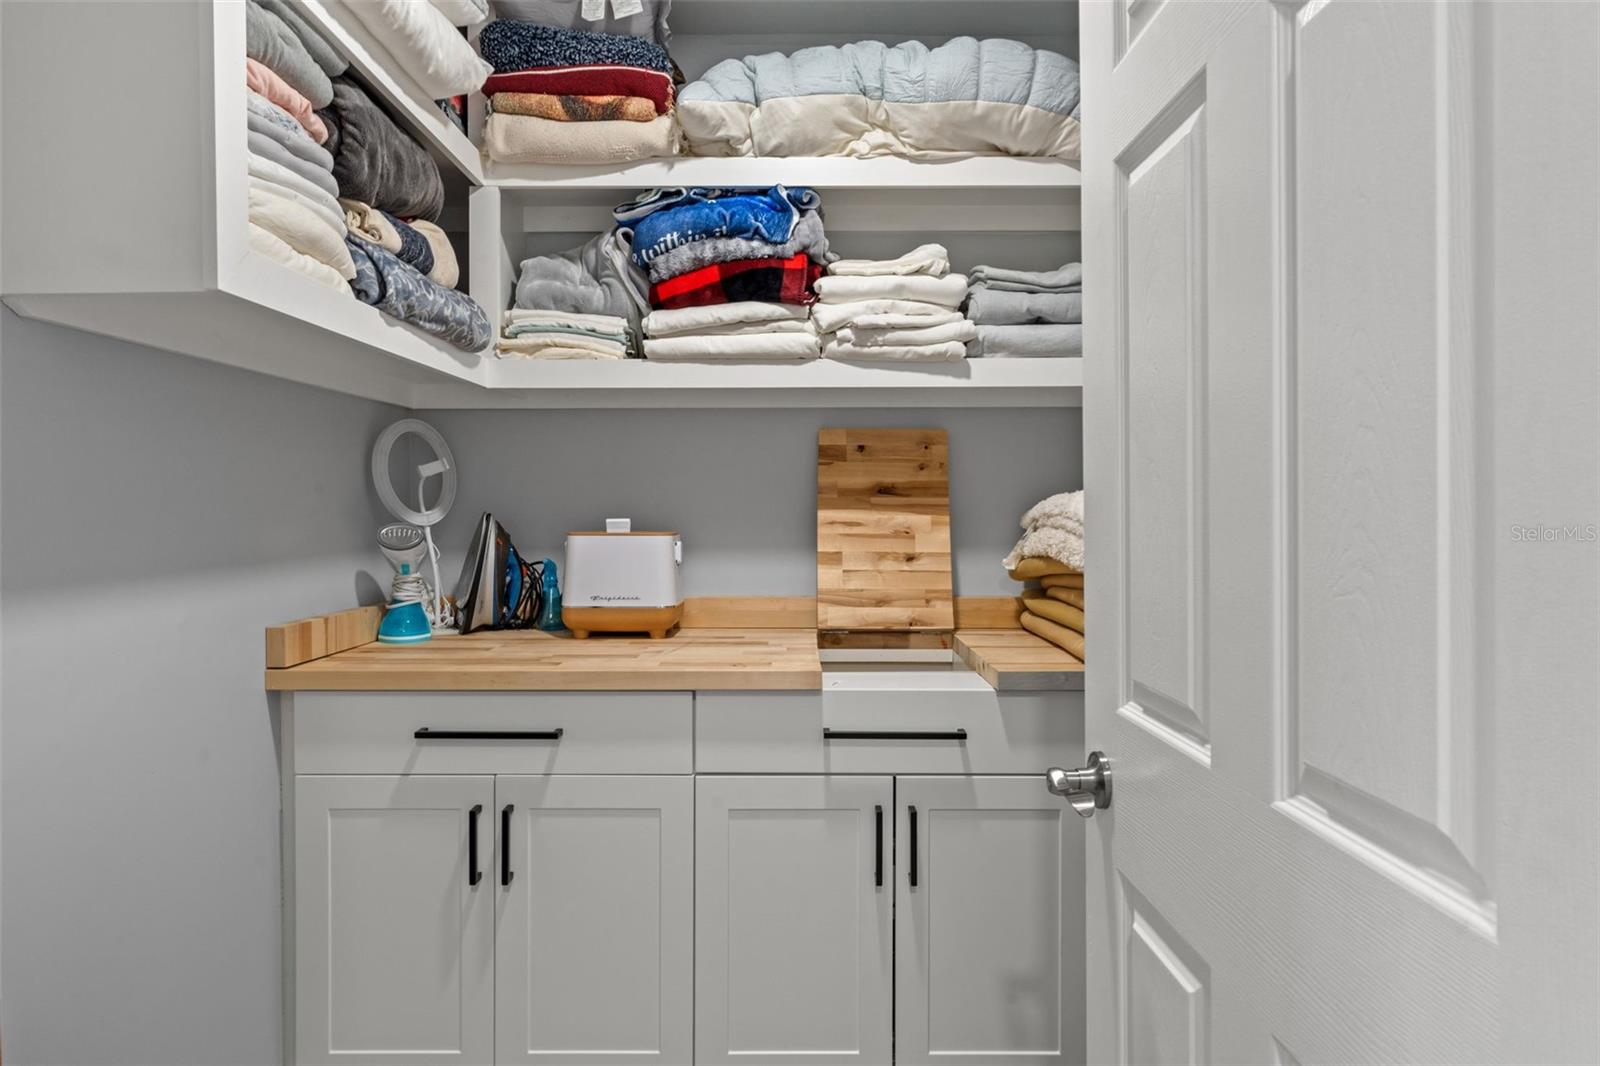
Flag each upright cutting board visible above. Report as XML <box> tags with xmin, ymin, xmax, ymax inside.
<box><xmin>817</xmin><ymin>428</ymin><xmax>955</xmax><ymax>633</ymax></box>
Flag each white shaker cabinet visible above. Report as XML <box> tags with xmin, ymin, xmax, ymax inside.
<box><xmin>694</xmin><ymin>776</ymin><xmax>894</xmax><ymax>1065</ymax></box>
<box><xmin>895</xmin><ymin>776</ymin><xmax>1086</xmax><ymax>1066</ymax></box>
<box><xmin>293</xmin><ymin>775</ymin><xmax>496</xmax><ymax>1066</ymax></box>
<box><xmin>493</xmin><ymin>775</ymin><xmax>694</xmax><ymax>1065</ymax></box>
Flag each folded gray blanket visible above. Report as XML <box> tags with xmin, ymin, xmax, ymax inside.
<box><xmin>319</xmin><ymin>78</ymin><xmax>444</xmax><ymax>222</ymax></box>
<box><xmin>514</xmin><ymin>231</ymin><xmax>650</xmax><ymax>346</ymax></box>
<box><xmin>968</xmin><ymin>262</ymin><xmax>1082</xmax><ymax>293</ymax></box>
<box><xmin>967</xmin><ymin>323</ymin><xmax>1083</xmax><ymax>358</ymax></box>
<box><xmin>966</xmin><ymin>288</ymin><xmax>1081</xmax><ymax>326</ymax></box>
<box><xmin>346</xmin><ymin>237</ymin><xmax>491</xmax><ymax>352</ymax></box>
<box><xmin>257</xmin><ymin>0</ymin><xmax>348</xmax><ymax>77</ymax></box>
<box><xmin>246</xmin><ymin>0</ymin><xmax>333</xmax><ymax>108</ymax></box>
<box><xmin>247</xmin><ymin>106</ymin><xmax>334</xmax><ymax>173</ymax></box>
<box><xmin>248</xmin><ymin>130</ymin><xmax>339</xmax><ymax>199</ymax></box>
<box><xmin>646</xmin><ymin>211</ymin><xmax>833</xmax><ymax>284</ymax></box>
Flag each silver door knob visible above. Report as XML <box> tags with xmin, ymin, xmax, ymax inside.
<box><xmin>1045</xmin><ymin>751</ymin><xmax>1112</xmax><ymax>817</ymax></box>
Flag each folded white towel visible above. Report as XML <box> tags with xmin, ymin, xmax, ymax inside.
<box><xmin>644</xmin><ymin>300</ymin><xmax>810</xmax><ymax>337</ymax></box>
<box><xmin>814</xmin><ymin>273</ymin><xmax>969</xmax><ymax>308</ymax></box>
<box><xmin>809</xmin><ymin>300</ymin><xmax>963</xmax><ymax>334</ymax></box>
<box><xmin>644</xmin><ymin>332</ymin><xmax>820</xmax><ymax>361</ymax></box>
<box><xmin>496</xmin><ymin>345</ymin><xmax>624</xmax><ymax>360</ymax></box>
<box><xmin>248</xmin><ymin>187</ymin><xmax>356</xmax><ymax>280</ymax></box>
<box><xmin>1003</xmin><ymin>525</ymin><xmax>1084</xmax><ymax>571</ymax></box>
<box><xmin>1020</xmin><ymin>490</ymin><xmax>1084</xmax><ymax>535</ymax></box>
<box><xmin>504</xmin><ymin>308</ymin><xmax>629</xmax><ymax>334</ymax></box>
<box><xmin>660</xmin><ymin>319</ymin><xmax>814</xmax><ymax>338</ymax></box>
<box><xmin>827</xmin><ymin>243</ymin><xmax>950</xmax><ymax>278</ymax></box>
<box><xmin>821</xmin><ymin>339</ymin><xmax>968</xmax><ymax>363</ymax></box>
<box><xmin>497</xmin><ymin>333</ymin><xmax>627</xmax><ymax>358</ymax></box>
<box><xmin>247</xmin><ymin>222</ymin><xmax>349</xmax><ymax>293</ymax></box>
<box><xmin>837</xmin><ymin>319</ymin><xmax>977</xmax><ymax>348</ymax></box>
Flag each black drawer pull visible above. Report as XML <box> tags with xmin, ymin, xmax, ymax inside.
<box><xmin>908</xmin><ymin>805</ymin><xmax>919</xmax><ymax>888</ymax></box>
<box><xmin>414</xmin><ymin>728</ymin><xmax>564</xmax><ymax>740</ymax></box>
<box><xmin>823</xmin><ymin>728</ymin><xmax>967</xmax><ymax>742</ymax></box>
<box><xmin>874</xmin><ymin>805</ymin><xmax>884</xmax><ymax>888</ymax></box>
<box><xmin>467</xmin><ymin>804</ymin><xmax>483</xmax><ymax>887</ymax></box>
<box><xmin>501</xmin><ymin>804</ymin><xmax>515</xmax><ymax>887</ymax></box>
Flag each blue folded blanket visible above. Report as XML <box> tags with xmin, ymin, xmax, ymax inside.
<box><xmin>618</xmin><ymin>186</ymin><xmax>820</xmax><ymax>268</ymax></box>
<box><xmin>477</xmin><ymin>20</ymin><xmax>672</xmax><ymax>75</ymax></box>
<box><xmin>346</xmin><ymin>238</ymin><xmax>491</xmax><ymax>352</ymax></box>
<box><xmin>382</xmin><ymin>211</ymin><xmax>436</xmax><ymax>277</ymax></box>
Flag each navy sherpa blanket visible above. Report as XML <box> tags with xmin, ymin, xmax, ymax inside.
<box><xmin>477</xmin><ymin>20</ymin><xmax>672</xmax><ymax>75</ymax></box>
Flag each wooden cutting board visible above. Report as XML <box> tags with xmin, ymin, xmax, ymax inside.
<box><xmin>817</xmin><ymin>428</ymin><xmax>954</xmax><ymax>633</ymax></box>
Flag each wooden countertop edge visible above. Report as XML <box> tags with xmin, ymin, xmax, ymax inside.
<box><xmin>953</xmin><ymin>630</ymin><xmax>1086</xmax><ymax>692</ymax></box>
<box><xmin>265</xmin><ymin>668</ymin><xmax>825</xmax><ymax>692</ymax></box>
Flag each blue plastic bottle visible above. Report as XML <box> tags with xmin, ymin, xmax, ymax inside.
<box><xmin>537</xmin><ymin>559</ymin><xmax>564</xmax><ymax>631</ymax></box>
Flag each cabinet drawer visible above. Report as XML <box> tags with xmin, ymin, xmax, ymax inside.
<box><xmin>696</xmin><ymin>681</ymin><xmax>1083</xmax><ymax>775</ymax></box>
<box><xmin>291</xmin><ymin>692</ymin><xmax>692</xmax><ymax>774</ymax></box>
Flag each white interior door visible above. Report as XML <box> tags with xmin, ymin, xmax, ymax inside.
<box><xmin>1080</xmin><ymin>1</ymin><xmax>1598</xmax><ymax>1063</ymax></box>
<box><xmin>494</xmin><ymin>775</ymin><xmax>693</xmax><ymax>1064</ymax></box>
<box><xmin>895</xmin><ymin>776</ymin><xmax>1085</xmax><ymax>1066</ymax></box>
<box><xmin>293</xmin><ymin>775</ymin><xmax>495</xmax><ymax>1066</ymax></box>
<box><xmin>695</xmin><ymin>775</ymin><xmax>893</xmax><ymax>1065</ymax></box>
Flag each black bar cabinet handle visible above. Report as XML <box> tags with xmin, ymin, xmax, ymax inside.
<box><xmin>467</xmin><ymin>804</ymin><xmax>483</xmax><ymax>887</ymax></box>
<box><xmin>874</xmin><ymin>805</ymin><xmax>884</xmax><ymax>887</ymax></box>
<box><xmin>500</xmin><ymin>804</ymin><xmax>515</xmax><ymax>887</ymax></box>
<box><xmin>823</xmin><ymin>728</ymin><xmax>967</xmax><ymax>742</ymax></box>
<box><xmin>415</xmin><ymin>728</ymin><xmax>564</xmax><ymax>740</ymax></box>
<box><xmin>908</xmin><ymin>805</ymin><xmax>919</xmax><ymax>888</ymax></box>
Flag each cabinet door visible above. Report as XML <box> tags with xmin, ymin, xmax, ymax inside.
<box><xmin>695</xmin><ymin>776</ymin><xmax>892</xmax><ymax>1065</ymax></box>
<box><xmin>294</xmin><ymin>775</ymin><xmax>494</xmax><ymax>1066</ymax></box>
<box><xmin>494</xmin><ymin>775</ymin><xmax>693</xmax><ymax>1065</ymax></box>
<box><xmin>896</xmin><ymin>776</ymin><xmax>1085</xmax><ymax>1066</ymax></box>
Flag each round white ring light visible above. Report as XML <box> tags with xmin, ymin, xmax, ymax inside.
<box><xmin>370</xmin><ymin>418</ymin><xmax>456</xmax><ymax>528</ymax></box>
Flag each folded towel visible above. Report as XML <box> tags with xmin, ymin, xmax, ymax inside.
<box><xmin>649</xmin><ymin>254</ymin><xmax>823</xmax><ymax>311</ymax></box>
<box><xmin>821</xmin><ymin>339</ymin><xmax>967</xmax><ymax>363</ymax></box>
<box><xmin>247</xmin><ymin>131</ymin><xmax>340</xmax><ymax>199</ymax></box>
<box><xmin>968</xmin><ymin>324</ymin><xmax>1082</xmax><ymax>358</ymax></box>
<box><xmin>1021</xmin><ymin>611</ymin><xmax>1085</xmax><ymax>660</ymax></box>
<box><xmin>320</xmin><ymin>78</ymin><xmax>445</xmax><ymax>221</ymax></box>
<box><xmin>257</xmin><ymin>0</ymin><xmax>348</xmax><ymax>77</ymax></box>
<box><xmin>247</xmin><ymin>105</ymin><xmax>335</xmax><ymax>173</ymax></box>
<box><xmin>1021</xmin><ymin>490</ymin><xmax>1084</xmax><ymax>535</ymax></box>
<box><xmin>497</xmin><ymin>344</ymin><xmax>623</xmax><ymax>360</ymax></box>
<box><xmin>506</xmin><ymin>308</ymin><xmax>630</xmax><ymax>333</ymax></box>
<box><xmin>1022</xmin><ymin>593</ymin><xmax>1084</xmax><ymax>633</ymax></box>
<box><xmin>1008</xmin><ymin>557</ymin><xmax>1082</xmax><ymax>581</ymax></box>
<box><xmin>497</xmin><ymin>332</ymin><xmax>627</xmax><ymax>358</ymax></box>
<box><xmin>836</xmin><ymin>319</ymin><xmax>977</xmax><ymax>347</ymax></box>
<box><xmin>246</xmin><ymin>0</ymin><xmax>333</xmax><ymax>107</ymax></box>
<box><xmin>478</xmin><ymin>20</ymin><xmax>673</xmax><ymax>74</ymax></box>
<box><xmin>655</xmin><ymin>318</ymin><xmax>813</xmax><ymax>338</ymax></box>
<box><xmin>1004</xmin><ymin>524</ymin><xmax>1084</xmax><ymax>572</ymax></box>
<box><xmin>485</xmin><ymin>111</ymin><xmax>677</xmax><ymax>164</ymax></box>
<box><xmin>505</xmin><ymin>322</ymin><xmax>628</xmax><ymax>345</ymax></box>
<box><xmin>648</xmin><ymin>211</ymin><xmax>832</xmax><ymax>285</ymax></box>
<box><xmin>1045</xmin><ymin>586</ymin><xmax>1084</xmax><ymax>609</ymax></box>
<box><xmin>644</xmin><ymin>301</ymin><xmax>810</xmax><ymax>337</ymax></box>
<box><xmin>483</xmin><ymin>66</ymin><xmax>674</xmax><ymax>113</ymax></box>
<box><xmin>827</xmin><ymin>243</ymin><xmax>950</xmax><ymax>278</ymax></box>
<box><xmin>407</xmin><ymin>219</ymin><xmax>459</xmax><ymax>288</ymax></box>
<box><xmin>490</xmin><ymin>91</ymin><xmax>658</xmax><ymax>123</ymax></box>
<box><xmin>491</xmin><ymin>0</ymin><xmax>670</xmax><ymax>45</ymax></box>
<box><xmin>345</xmin><ymin>238</ymin><xmax>492</xmax><ymax>351</ymax></box>
<box><xmin>968</xmin><ymin>262</ymin><xmax>1082</xmax><ymax>293</ymax></box>
<box><xmin>813</xmin><ymin>273</ymin><xmax>969</xmax><ymax>308</ymax></box>
<box><xmin>430</xmin><ymin>0</ymin><xmax>488</xmax><ymax>27</ymax></box>
<box><xmin>248</xmin><ymin>187</ymin><xmax>356</xmax><ymax>279</ymax></box>
<box><xmin>809</xmin><ymin>300</ymin><xmax>962</xmax><ymax>334</ymax></box>
<box><xmin>247</xmin><ymin>222</ymin><xmax>348</xmax><ymax>292</ymax></box>
<box><xmin>965</xmin><ymin>288</ymin><xmax>1082</xmax><ymax>325</ymax></box>
<box><xmin>247</xmin><ymin>152</ymin><xmax>345</xmax><ymax>232</ymax></box>
<box><xmin>1039</xmin><ymin>572</ymin><xmax>1085</xmax><ymax>590</ymax></box>
<box><xmin>245</xmin><ymin>57</ymin><xmax>327</xmax><ymax>143</ymax></box>
<box><xmin>644</xmin><ymin>331</ymin><xmax>821</xmax><ymax>362</ymax></box>
<box><xmin>341</xmin><ymin>0</ymin><xmax>492</xmax><ymax>98</ymax></box>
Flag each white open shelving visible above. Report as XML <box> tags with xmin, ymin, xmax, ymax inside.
<box><xmin>0</xmin><ymin>0</ymin><xmax>1083</xmax><ymax>410</ymax></box>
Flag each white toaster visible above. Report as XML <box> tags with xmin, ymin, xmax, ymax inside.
<box><xmin>562</xmin><ymin>519</ymin><xmax>683</xmax><ymax>639</ymax></box>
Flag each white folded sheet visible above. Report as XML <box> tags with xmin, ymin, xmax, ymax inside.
<box><xmin>827</xmin><ymin>243</ymin><xmax>950</xmax><ymax>278</ymax></box>
<box><xmin>248</xmin><ymin>187</ymin><xmax>356</xmax><ymax>280</ymax></box>
<box><xmin>821</xmin><ymin>339</ymin><xmax>968</xmax><ymax>363</ymax></box>
<box><xmin>813</xmin><ymin>273</ymin><xmax>969</xmax><ymax>308</ymax></box>
<box><xmin>504</xmin><ymin>309</ymin><xmax>630</xmax><ymax>334</ymax></box>
<box><xmin>497</xmin><ymin>334</ymin><xmax>628</xmax><ymax>358</ymax></box>
<box><xmin>644</xmin><ymin>301</ymin><xmax>810</xmax><ymax>337</ymax></box>
<box><xmin>837</xmin><ymin>319</ymin><xmax>977</xmax><ymax>347</ymax></box>
<box><xmin>809</xmin><ymin>300</ymin><xmax>962</xmax><ymax>334</ymax></box>
<box><xmin>247</xmin><ymin>223</ymin><xmax>349</xmax><ymax>292</ymax></box>
<box><xmin>644</xmin><ymin>332</ymin><xmax>821</xmax><ymax>361</ymax></box>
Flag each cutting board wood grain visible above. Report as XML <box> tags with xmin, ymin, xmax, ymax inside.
<box><xmin>817</xmin><ymin>428</ymin><xmax>955</xmax><ymax>632</ymax></box>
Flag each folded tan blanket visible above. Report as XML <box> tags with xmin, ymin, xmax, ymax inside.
<box><xmin>1022</xmin><ymin>593</ymin><xmax>1084</xmax><ymax>633</ymax></box>
<box><xmin>492</xmin><ymin>92</ymin><xmax>658</xmax><ymax>123</ymax></box>
<box><xmin>1009</xmin><ymin>557</ymin><xmax>1083</xmax><ymax>580</ymax></box>
<box><xmin>1021</xmin><ymin>611</ymin><xmax>1085</xmax><ymax>661</ymax></box>
<box><xmin>1045</xmin><ymin>586</ymin><xmax>1084</xmax><ymax>609</ymax></box>
<box><xmin>485</xmin><ymin>112</ymin><xmax>677</xmax><ymax>164</ymax></box>
<box><xmin>1040</xmin><ymin>572</ymin><xmax>1084</xmax><ymax>590</ymax></box>
<box><xmin>340</xmin><ymin>198</ymin><xmax>403</xmax><ymax>252</ymax></box>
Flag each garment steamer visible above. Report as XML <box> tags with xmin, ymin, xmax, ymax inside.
<box><xmin>370</xmin><ymin>419</ymin><xmax>459</xmax><ymax>641</ymax></box>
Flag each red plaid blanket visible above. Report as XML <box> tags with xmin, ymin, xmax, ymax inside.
<box><xmin>649</xmin><ymin>254</ymin><xmax>824</xmax><ymax>310</ymax></box>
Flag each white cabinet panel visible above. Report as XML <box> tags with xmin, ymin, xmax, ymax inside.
<box><xmin>896</xmin><ymin>776</ymin><xmax>1084</xmax><ymax>1066</ymax></box>
<box><xmin>494</xmin><ymin>776</ymin><xmax>693</xmax><ymax>1064</ymax></box>
<box><xmin>695</xmin><ymin>776</ymin><xmax>892</xmax><ymax>1065</ymax></box>
<box><xmin>294</xmin><ymin>775</ymin><xmax>494</xmax><ymax>1066</ymax></box>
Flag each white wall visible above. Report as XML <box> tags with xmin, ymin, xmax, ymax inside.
<box><xmin>0</xmin><ymin>308</ymin><xmax>399</xmax><ymax>1065</ymax></box>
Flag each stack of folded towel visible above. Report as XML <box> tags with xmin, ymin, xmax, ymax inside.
<box><xmin>1003</xmin><ymin>491</ymin><xmax>1086</xmax><ymax>661</ymax></box>
<box><xmin>811</xmin><ymin>245</ymin><xmax>973</xmax><ymax>363</ymax></box>
<box><xmin>965</xmin><ymin>263</ymin><xmax>1083</xmax><ymax>358</ymax></box>
<box><xmin>478</xmin><ymin>21</ymin><xmax>679</xmax><ymax>164</ymax></box>
<box><xmin>501</xmin><ymin>231</ymin><xmax>650</xmax><ymax>359</ymax></box>
<box><xmin>619</xmin><ymin>187</ymin><xmax>829</xmax><ymax>361</ymax></box>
